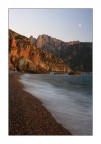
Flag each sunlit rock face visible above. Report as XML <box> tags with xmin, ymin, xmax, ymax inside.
<box><xmin>9</xmin><ymin>29</ymin><xmax>73</xmax><ymax>73</ymax></box>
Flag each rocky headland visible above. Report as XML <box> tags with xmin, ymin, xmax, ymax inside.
<box><xmin>9</xmin><ymin>29</ymin><xmax>73</xmax><ymax>74</ymax></box>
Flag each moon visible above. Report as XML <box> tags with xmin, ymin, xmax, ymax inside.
<box><xmin>78</xmin><ymin>23</ymin><xmax>82</xmax><ymax>27</ymax></box>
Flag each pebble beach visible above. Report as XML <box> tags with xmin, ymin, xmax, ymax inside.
<box><xmin>9</xmin><ymin>72</ymin><xmax>71</xmax><ymax>135</ymax></box>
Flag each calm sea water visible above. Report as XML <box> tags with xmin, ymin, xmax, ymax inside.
<box><xmin>19</xmin><ymin>73</ymin><xmax>92</xmax><ymax>135</ymax></box>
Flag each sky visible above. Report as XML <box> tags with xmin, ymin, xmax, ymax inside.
<box><xmin>9</xmin><ymin>8</ymin><xmax>93</xmax><ymax>42</ymax></box>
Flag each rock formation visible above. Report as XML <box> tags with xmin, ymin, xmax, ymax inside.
<box><xmin>9</xmin><ymin>29</ymin><xmax>73</xmax><ymax>74</ymax></box>
<box><xmin>30</xmin><ymin>34</ymin><xmax>92</xmax><ymax>72</ymax></box>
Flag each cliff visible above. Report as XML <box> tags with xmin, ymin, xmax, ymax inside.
<box><xmin>9</xmin><ymin>29</ymin><xmax>73</xmax><ymax>74</ymax></box>
<box><xmin>30</xmin><ymin>35</ymin><xmax>92</xmax><ymax>72</ymax></box>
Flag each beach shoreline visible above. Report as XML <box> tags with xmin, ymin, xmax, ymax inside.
<box><xmin>9</xmin><ymin>71</ymin><xmax>72</xmax><ymax>135</ymax></box>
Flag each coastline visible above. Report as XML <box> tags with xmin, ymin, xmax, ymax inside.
<box><xmin>9</xmin><ymin>71</ymin><xmax>72</xmax><ymax>135</ymax></box>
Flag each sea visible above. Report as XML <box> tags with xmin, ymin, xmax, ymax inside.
<box><xmin>19</xmin><ymin>73</ymin><xmax>92</xmax><ymax>135</ymax></box>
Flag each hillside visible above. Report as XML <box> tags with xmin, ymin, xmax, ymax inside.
<box><xmin>9</xmin><ymin>29</ymin><xmax>73</xmax><ymax>74</ymax></box>
<box><xmin>30</xmin><ymin>35</ymin><xmax>92</xmax><ymax>72</ymax></box>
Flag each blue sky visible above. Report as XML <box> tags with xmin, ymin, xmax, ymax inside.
<box><xmin>9</xmin><ymin>8</ymin><xmax>93</xmax><ymax>42</ymax></box>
